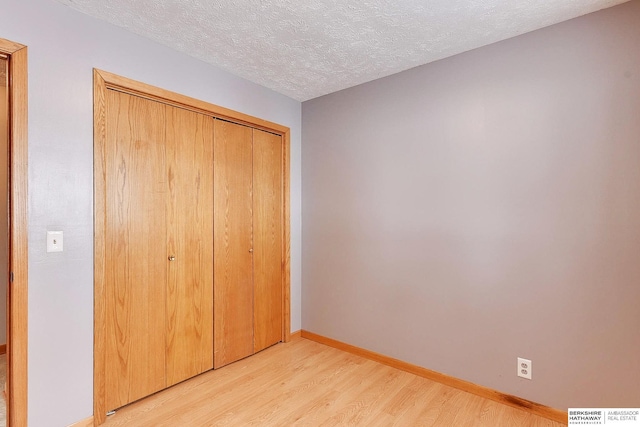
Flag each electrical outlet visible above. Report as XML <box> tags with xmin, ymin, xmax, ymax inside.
<box><xmin>517</xmin><ymin>357</ymin><xmax>532</xmax><ymax>380</ymax></box>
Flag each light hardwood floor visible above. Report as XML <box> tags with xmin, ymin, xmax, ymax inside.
<box><xmin>101</xmin><ymin>337</ymin><xmax>565</xmax><ymax>426</ymax></box>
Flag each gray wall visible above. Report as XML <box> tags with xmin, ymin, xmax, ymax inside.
<box><xmin>302</xmin><ymin>0</ymin><xmax>640</xmax><ymax>410</ymax></box>
<box><xmin>1</xmin><ymin>0</ymin><xmax>302</xmax><ymax>425</ymax></box>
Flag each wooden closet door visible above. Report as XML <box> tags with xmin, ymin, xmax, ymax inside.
<box><xmin>165</xmin><ymin>105</ymin><xmax>214</xmax><ymax>386</ymax></box>
<box><xmin>213</xmin><ymin>120</ymin><xmax>254</xmax><ymax>368</ymax></box>
<box><xmin>105</xmin><ymin>91</ymin><xmax>167</xmax><ymax>410</ymax></box>
<box><xmin>253</xmin><ymin>129</ymin><xmax>283</xmax><ymax>352</ymax></box>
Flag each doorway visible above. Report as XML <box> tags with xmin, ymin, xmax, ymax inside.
<box><xmin>0</xmin><ymin>38</ymin><xmax>28</xmax><ymax>427</ymax></box>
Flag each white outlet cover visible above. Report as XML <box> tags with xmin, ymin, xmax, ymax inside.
<box><xmin>47</xmin><ymin>231</ymin><xmax>64</xmax><ymax>253</ymax></box>
<box><xmin>517</xmin><ymin>357</ymin><xmax>532</xmax><ymax>380</ymax></box>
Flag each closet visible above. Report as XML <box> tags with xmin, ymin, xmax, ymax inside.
<box><xmin>213</xmin><ymin>120</ymin><xmax>283</xmax><ymax>368</ymax></box>
<box><xmin>94</xmin><ymin>70</ymin><xmax>289</xmax><ymax>423</ymax></box>
<box><xmin>103</xmin><ymin>91</ymin><xmax>214</xmax><ymax>411</ymax></box>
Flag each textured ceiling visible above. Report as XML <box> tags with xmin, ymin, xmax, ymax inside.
<box><xmin>56</xmin><ymin>0</ymin><xmax>630</xmax><ymax>101</ymax></box>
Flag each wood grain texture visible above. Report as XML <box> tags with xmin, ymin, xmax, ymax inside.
<box><xmin>252</xmin><ymin>129</ymin><xmax>283</xmax><ymax>353</ymax></box>
<box><xmin>165</xmin><ymin>105</ymin><xmax>214</xmax><ymax>386</ymax></box>
<box><xmin>93</xmin><ymin>69</ymin><xmax>108</xmax><ymax>427</ymax></box>
<box><xmin>213</xmin><ymin>120</ymin><xmax>254</xmax><ymax>368</ymax></box>
<box><xmin>99</xmin><ymin>338</ymin><xmax>567</xmax><ymax>427</ymax></box>
<box><xmin>0</xmin><ymin>38</ymin><xmax>28</xmax><ymax>427</ymax></box>
<box><xmin>104</xmin><ymin>91</ymin><xmax>167</xmax><ymax>410</ymax></box>
<box><xmin>95</xmin><ymin>70</ymin><xmax>288</xmax><ymax>136</ymax></box>
<box><xmin>0</xmin><ymin>39</ymin><xmax>24</xmax><ymax>54</ymax></box>
<box><xmin>281</xmin><ymin>130</ymin><xmax>291</xmax><ymax>343</ymax></box>
<box><xmin>94</xmin><ymin>70</ymin><xmax>292</xmax><ymax>425</ymax></box>
<box><xmin>301</xmin><ymin>331</ymin><xmax>568</xmax><ymax>425</ymax></box>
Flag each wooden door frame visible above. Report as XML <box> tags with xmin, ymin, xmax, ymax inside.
<box><xmin>0</xmin><ymin>38</ymin><xmax>29</xmax><ymax>427</ymax></box>
<box><xmin>94</xmin><ymin>69</ymin><xmax>291</xmax><ymax>426</ymax></box>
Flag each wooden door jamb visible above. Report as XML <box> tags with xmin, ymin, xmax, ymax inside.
<box><xmin>0</xmin><ymin>37</ymin><xmax>29</xmax><ymax>427</ymax></box>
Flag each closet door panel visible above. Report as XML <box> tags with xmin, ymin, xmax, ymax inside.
<box><xmin>213</xmin><ymin>120</ymin><xmax>254</xmax><ymax>368</ymax></box>
<box><xmin>253</xmin><ymin>130</ymin><xmax>283</xmax><ymax>352</ymax></box>
<box><xmin>165</xmin><ymin>106</ymin><xmax>214</xmax><ymax>386</ymax></box>
<box><xmin>105</xmin><ymin>91</ymin><xmax>167</xmax><ymax>410</ymax></box>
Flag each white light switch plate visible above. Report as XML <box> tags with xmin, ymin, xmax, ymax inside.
<box><xmin>47</xmin><ymin>231</ymin><xmax>63</xmax><ymax>253</ymax></box>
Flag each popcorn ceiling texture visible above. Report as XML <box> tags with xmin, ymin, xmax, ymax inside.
<box><xmin>56</xmin><ymin>0</ymin><xmax>630</xmax><ymax>101</ymax></box>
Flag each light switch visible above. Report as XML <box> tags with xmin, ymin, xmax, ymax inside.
<box><xmin>47</xmin><ymin>231</ymin><xmax>63</xmax><ymax>253</ymax></box>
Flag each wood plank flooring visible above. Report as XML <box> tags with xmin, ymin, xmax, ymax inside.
<box><xmin>101</xmin><ymin>337</ymin><xmax>565</xmax><ymax>426</ymax></box>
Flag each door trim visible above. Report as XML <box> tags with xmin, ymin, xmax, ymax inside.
<box><xmin>0</xmin><ymin>38</ymin><xmax>29</xmax><ymax>427</ymax></box>
<box><xmin>93</xmin><ymin>69</ymin><xmax>291</xmax><ymax>426</ymax></box>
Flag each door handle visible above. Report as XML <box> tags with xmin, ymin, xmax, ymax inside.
<box><xmin>168</xmin><ymin>256</ymin><xmax>176</xmax><ymax>261</ymax></box>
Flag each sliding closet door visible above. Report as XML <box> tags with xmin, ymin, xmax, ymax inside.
<box><xmin>253</xmin><ymin>129</ymin><xmax>283</xmax><ymax>352</ymax></box>
<box><xmin>104</xmin><ymin>91</ymin><xmax>167</xmax><ymax>410</ymax></box>
<box><xmin>213</xmin><ymin>120</ymin><xmax>254</xmax><ymax>368</ymax></box>
<box><xmin>165</xmin><ymin>106</ymin><xmax>214</xmax><ymax>386</ymax></box>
